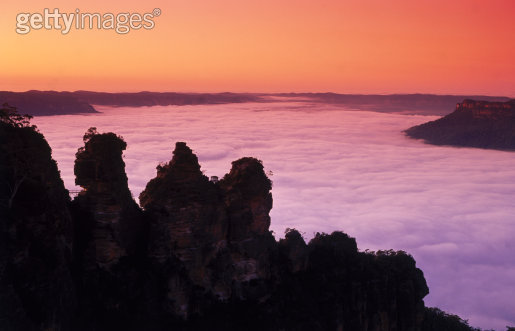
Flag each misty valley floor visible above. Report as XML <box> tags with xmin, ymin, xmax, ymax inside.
<box><xmin>31</xmin><ymin>101</ymin><xmax>515</xmax><ymax>330</ymax></box>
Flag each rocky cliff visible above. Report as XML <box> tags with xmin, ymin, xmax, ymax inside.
<box><xmin>73</xmin><ymin>127</ymin><xmax>144</xmax><ymax>267</ymax></box>
<box><xmin>139</xmin><ymin>142</ymin><xmax>276</xmax><ymax>316</ymax></box>
<box><xmin>0</xmin><ymin>114</ymin><xmax>75</xmax><ymax>330</ymax></box>
<box><xmin>0</xmin><ymin>111</ymin><xmax>440</xmax><ymax>330</ymax></box>
<box><xmin>405</xmin><ymin>99</ymin><xmax>515</xmax><ymax>150</ymax></box>
<box><xmin>0</xmin><ymin>91</ymin><xmax>97</xmax><ymax>116</ymax></box>
<box><xmin>455</xmin><ymin>99</ymin><xmax>515</xmax><ymax>119</ymax></box>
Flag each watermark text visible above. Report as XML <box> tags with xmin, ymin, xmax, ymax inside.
<box><xmin>16</xmin><ymin>8</ymin><xmax>161</xmax><ymax>35</ymax></box>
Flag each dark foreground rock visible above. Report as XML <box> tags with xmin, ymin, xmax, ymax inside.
<box><xmin>0</xmin><ymin>111</ymin><xmax>76</xmax><ymax>330</ymax></box>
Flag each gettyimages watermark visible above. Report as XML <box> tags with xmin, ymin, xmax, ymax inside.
<box><xmin>15</xmin><ymin>8</ymin><xmax>161</xmax><ymax>35</ymax></box>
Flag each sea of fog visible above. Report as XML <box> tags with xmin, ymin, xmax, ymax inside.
<box><xmin>32</xmin><ymin>102</ymin><xmax>515</xmax><ymax>330</ymax></box>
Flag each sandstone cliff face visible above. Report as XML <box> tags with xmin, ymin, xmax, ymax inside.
<box><xmin>456</xmin><ymin>99</ymin><xmax>515</xmax><ymax>119</ymax></box>
<box><xmin>73</xmin><ymin>128</ymin><xmax>144</xmax><ymax>269</ymax></box>
<box><xmin>1</xmin><ymin>119</ymin><xmax>431</xmax><ymax>331</ymax></box>
<box><xmin>69</xmin><ymin>129</ymin><xmax>148</xmax><ymax>330</ymax></box>
<box><xmin>219</xmin><ymin>157</ymin><xmax>275</xmax><ymax>288</ymax></box>
<box><xmin>406</xmin><ymin>99</ymin><xmax>515</xmax><ymax>150</ymax></box>
<box><xmin>139</xmin><ymin>142</ymin><xmax>230</xmax><ymax>316</ymax></box>
<box><xmin>139</xmin><ymin>143</ymin><xmax>275</xmax><ymax>314</ymax></box>
<box><xmin>140</xmin><ymin>142</ymin><xmax>226</xmax><ymax>266</ymax></box>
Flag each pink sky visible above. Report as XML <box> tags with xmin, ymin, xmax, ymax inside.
<box><xmin>1</xmin><ymin>0</ymin><xmax>514</xmax><ymax>95</ymax></box>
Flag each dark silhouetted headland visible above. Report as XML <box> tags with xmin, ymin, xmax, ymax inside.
<box><xmin>0</xmin><ymin>90</ymin><xmax>97</xmax><ymax>116</ymax></box>
<box><xmin>405</xmin><ymin>99</ymin><xmax>515</xmax><ymax>150</ymax></box>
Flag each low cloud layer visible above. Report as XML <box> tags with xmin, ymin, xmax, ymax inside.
<box><xmin>33</xmin><ymin>102</ymin><xmax>515</xmax><ymax>330</ymax></box>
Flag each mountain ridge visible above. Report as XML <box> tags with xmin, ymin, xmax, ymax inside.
<box><xmin>1</xmin><ymin>90</ymin><xmax>512</xmax><ymax>116</ymax></box>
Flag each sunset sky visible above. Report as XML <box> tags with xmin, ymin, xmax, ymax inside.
<box><xmin>1</xmin><ymin>0</ymin><xmax>514</xmax><ymax>95</ymax></box>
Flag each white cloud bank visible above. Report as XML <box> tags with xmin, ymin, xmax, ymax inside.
<box><xmin>33</xmin><ymin>102</ymin><xmax>515</xmax><ymax>330</ymax></box>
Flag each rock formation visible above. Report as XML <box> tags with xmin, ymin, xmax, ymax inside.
<box><xmin>139</xmin><ymin>143</ymin><xmax>275</xmax><ymax>315</ymax></box>
<box><xmin>73</xmin><ymin>127</ymin><xmax>144</xmax><ymax>268</ymax></box>
<box><xmin>405</xmin><ymin>99</ymin><xmax>515</xmax><ymax>150</ymax></box>
<box><xmin>455</xmin><ymin>99</ymin><xmax>515</xmax><ymax>119</ymax></box>
<box><xmin>140</xmin><ymin>142</ymin><xmax>229</xmax><ymax>316</ymax></box>
<box><xmin>0</xmin><ymin>115</ymin><xmax>76</xmax><ymax>330</ymax></box>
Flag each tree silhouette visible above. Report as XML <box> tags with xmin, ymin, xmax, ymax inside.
<box><xmin>0</xmin><ymin>103</ymin><xmax>35</xmax><ymax>129</ymax></box>
<box><xmin>0</xmin><ymin>103</ymin><xmax>40</xmax><ymax>209</ymax></box>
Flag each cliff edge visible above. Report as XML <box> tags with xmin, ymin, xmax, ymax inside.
<box><xmin>405</xmin><ymin>99</ymin><xmax>515</xmax><ymax>150</ymax></box>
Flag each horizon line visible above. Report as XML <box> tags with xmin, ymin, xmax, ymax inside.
<box><xmin>1</xmin><ymin>89</ymin><xmax>513</xmax><ymax>99</ymax></box>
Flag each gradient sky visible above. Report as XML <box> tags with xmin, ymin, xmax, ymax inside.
<box><xmin>1</xmin><ymin>0</ymin><xmax>514</xmax><ymax>94</ymax></box>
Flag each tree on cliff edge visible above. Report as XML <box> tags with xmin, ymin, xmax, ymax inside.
<box><xmin>0</xmin><ymin>103</ymin><xmax>41</xmax><ymax>209</ymax></box>
<box><xmin>0</xmin><ymin>103</ymin><xmax>35</xmax><ymax>129</ymax></box>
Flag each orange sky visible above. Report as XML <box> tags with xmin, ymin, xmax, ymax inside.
<box><xmin>1</xmin><ymin>0</ymin><xmax>514</xmax><ymax>95</ymax></box>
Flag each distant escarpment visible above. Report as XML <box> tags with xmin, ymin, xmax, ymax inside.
<box><xmin>1</xmin><ymin>106</ymin><xmax>480</xmax><ymax>330</ymax></box>
<box><xmin>277</xmin><ymin>93</ymin><xmax>510</xmax><ymax>115</ymax></box>
<box><xmin>405</xmin><ymin>99</ymin><xmax>515</xmax><ymax>150</ymax></box>
<box><xmin>3</xmin><ymin>90</ymin><xmax>512</xmax><ymax>117</ymax></box>
<box><xmin>0</xmin><ymin>91</ymin><xmax>97</xmax><ymax>116</ymax></box>
<box><xmin>72</xmin><ymin>91</ymin><xmax>263</xmax><ymax>107</ymax></box>
<box><xmin>0</xmin><ymin>91</ymin><xmax>263</xmax><ymax>116</ymax></box>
